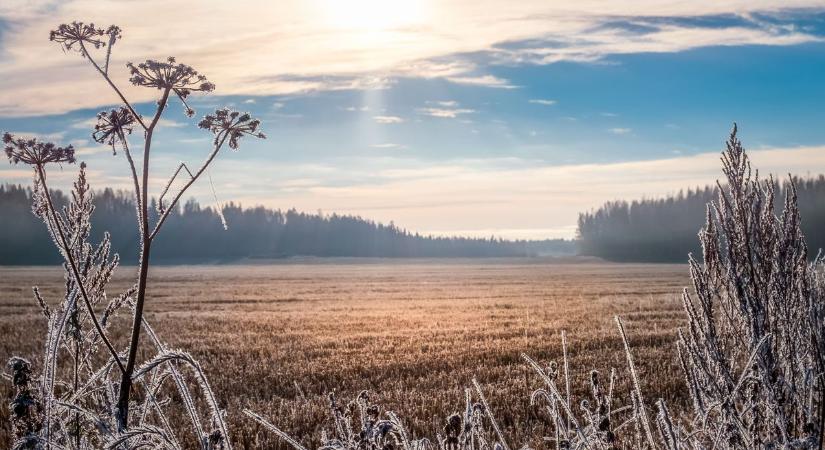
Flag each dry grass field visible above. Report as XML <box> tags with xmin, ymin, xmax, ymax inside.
<box><xmin>0</xmin><ymin>259</ymin><xmax>691</xmax><ymax>448</ymax></box>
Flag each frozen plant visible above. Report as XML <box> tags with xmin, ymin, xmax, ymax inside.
<box><xmin>4</xmin><ymin>20</ymin><xmax>264</xmax><ymax>449</ymax></box>
<box><xmin>678</xmin><ymin>124</ymin><xmax>825</xmax><ymax>447</ymax></box>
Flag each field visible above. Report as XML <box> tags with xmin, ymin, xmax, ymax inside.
<box><xmin>0</xmin><ymin>259</ymin><xmax>690</xmax><ymax>448</ymax></box>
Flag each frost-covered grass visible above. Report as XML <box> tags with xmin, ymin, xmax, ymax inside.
<box><xmin>1</xmin><ymin>262</ymin><xmax>688</xmax><ymax>448</ymax></box>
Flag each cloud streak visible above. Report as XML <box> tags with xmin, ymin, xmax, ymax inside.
<box><xmin>373</xmin><ymin>115</ymin><xmax>404</xmax><ymax>124</ymax></box>
<box><xmin>0</xmin><ymin>1</ymin><xmax>823</xmax><ymax>115</ymax></box>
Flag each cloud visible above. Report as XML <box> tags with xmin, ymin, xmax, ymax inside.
<box><xmin>417</xmin><ymin>104</ymin><xmax>476</xmax><ymax>118</ymax></box>
<box><xmin>373</xmin><ymin>115</ymin><xmax>404</xmax><ymax>124</ymax></box>
<box><xmin>4</xmin><ymin>130</ymin><xmax>65</xmax><ymax>141</ymax></box>
<box><xmin>251</xmin><ymin>145</ymin><xmax>825</xmax><ymax>239</ymax></box>
<box><xmin>71</xmin><ymin>117</ymin><xmax>184</xmax><ymax>130</ymax></box>
<box><xmin>446</xmin><ymin>75</ymin><xmax>517</xmax><ymax>89</ymax></box>
<box><xmin>370</xmin><ymin>143</ymin><xmax>403</xmax><ymax>149</ymax></box>
<box><xmin>529</xmin><ymin>99</ymin><xmax>557</xmax><ymax>106</ymax></box>
<box><xmin>0</xmin><ymin>1</ymin><xmax>822</xmax><ymax>115</ymax></box>
<box><xmin>608</xmin><ymin>127</ymin><xmax>632</xmax><ymax>135</ymax></box>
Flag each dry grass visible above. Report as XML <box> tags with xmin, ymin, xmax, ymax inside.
<box><xmin>0</xmin><ymin>259</ymin><xmax>690</xmax><ymax>449</ymax></box>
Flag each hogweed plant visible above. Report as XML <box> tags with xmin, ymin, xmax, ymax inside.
<box><xmin>3</xmin><ymin>21</ymin><xmax>825</xmax><ymax>450</ymax></box>
<box><xmin>4</xmin><ymin>20</ymin><xmax>263</xmax><ymax>448</ymax></box>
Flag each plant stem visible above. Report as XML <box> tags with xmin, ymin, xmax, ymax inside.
<box><xmin>80</xmin><ymin>42</ymin><xmax>147</xmax><ymax>131</ymax></box>
<box><xmin>116</xmin><ymin>88</ymin><xmax>170</xmax><ymax>430</ymax></box>
<box><xmin>36</xmin><ymin>165</ymin><xmax>125</xmax><ymax>375</ymax></box>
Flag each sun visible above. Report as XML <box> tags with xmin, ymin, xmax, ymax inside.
<box><xmin>318</xmin><ymin>0</ymin><xmax>429</xmax><ymax>32</ymax></box>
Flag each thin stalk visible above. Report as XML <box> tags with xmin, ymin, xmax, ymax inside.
<box><xmin>79</xmin><ymin>42</ymin><xmax>147</xmax><ymax>131</ymax></box>
<box><xmin>36</xmin><ymin>165</ymin><xmax>125</xmax><ymax>375</ymax></box>
<box><xmin>116</xmin><ymin>87</ymin><xmax>171</xmax><ymax>429</ymax></box>
<box><xmin>119</xmin><ymin>135</ymin><xmax>144</xmax><ymax>236</ymax></box>
<box><xmin>150</xmin><ymin>132</ymin><xmax>228</xmax><ymax>240</ymax></box>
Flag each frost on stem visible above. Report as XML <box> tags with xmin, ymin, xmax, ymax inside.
<box><xmin>6</xmin><ymin>357</ymin><xmax>41</xmax><ymax>444</ymax></box>
<box><xmin>678</xmin><ymin>123</ymin><xmax>825</xmax><ymax>447</ymax></box>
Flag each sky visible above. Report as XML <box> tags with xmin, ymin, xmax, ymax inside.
<box><xmin>1</xmin><ymin>1</ymin><xmax>825</xmax><ymax>239</ymax></box>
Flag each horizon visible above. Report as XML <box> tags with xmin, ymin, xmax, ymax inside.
<box><xmin>2</xmin><ymin>1</ymin><xmax>825</xmax><ymax>239</ymax></box>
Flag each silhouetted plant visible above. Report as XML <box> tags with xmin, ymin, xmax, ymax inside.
<box><xmin>4</xmin><ymin>19</ymin><xmax>263</xmax><ymax>448</ymax></box>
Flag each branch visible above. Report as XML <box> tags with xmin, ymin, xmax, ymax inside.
<box><xmin>140</xmin><ymin>86</ymin><xmax>171</xmax><ymax>229</ymax></box>
<box><xmin>36</xmin><ymin>165</ymin><xmax>126</xmax><ymax>375</ymax></box>
<box><xmin>157</xmin><ymin>162</ymin><xmax>194</xmax><ymax>214</ymax></box>
<box><xmin>149</xmin><ymin>133</ymin><xmax>228</xmax><ymax>240</ymax></box>
<box><xmin>79</xmin><ymin>41</ymin><xmax>147</xmax><ymax>131</ymax></box>
<box><xmin>119</xmin><ymin>134</ymin><xmax>144</xmax><ymax>237</ymax></box>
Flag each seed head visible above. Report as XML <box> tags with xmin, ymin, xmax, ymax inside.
<box><xmin>198</xmin><ymin>108</ymin><xmax>266</xmax><ymax>150</ymax></box>
<box><xmin>93</xmin><ymin>107</ymin><xmax>137</xmax><ymax>154</ymax></box>
<box><xmin>4</xmin><ymin>133</ymin><xmax>75</xmax><ymax>166</ymax></box>
<box><xmin>50</xmin><ymin>22</ymin><xmax>118</xmax><ymax>52</ymax></box>
<box><xmin>127</xmin><ymin>57</ymin><xmax>215</xmax><ymax>116</ymax></box>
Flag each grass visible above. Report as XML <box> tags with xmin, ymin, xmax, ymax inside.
<box><xmin>1</xmin><ymin>259</ymin><xmax>690</xmax><ymax>449</ymax></box>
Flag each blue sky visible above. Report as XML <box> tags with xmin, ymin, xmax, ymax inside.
<box><xmin>2</xmin><ymin>2</ymin><xmax>825</xmax><ymax>238</ymax></box>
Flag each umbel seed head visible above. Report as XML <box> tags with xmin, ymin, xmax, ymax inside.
<box><xmin>3</xmin><ymin>133</ymin><xmax>75</xmax><ymax>166</ymax></box>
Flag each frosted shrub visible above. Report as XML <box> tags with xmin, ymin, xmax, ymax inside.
<box><xmin>4</xmin><ymin>20</ymin><xmax>263</xmax><ymax>449</ymax></box>
<box><xmin>678</xmin><ymin>125</ymin><xmax>825</xmax><ymax>447</ymax></box>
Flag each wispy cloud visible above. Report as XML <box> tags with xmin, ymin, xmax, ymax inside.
<box><xmin>446</xmin><ymin>75</ymin><xmax>517</xmax><ymax>89</ymax></box>
<box><xmin>373</xmin><ymin>115</ymin><xmax>404</xmax><ymax>124</ymax></box>
<box><xmin>370</xmin><ymin>143</ymin><xmax>404</xmax><ymax>149</ymax></box>
<box><xmin>608</xmin><ymin>127</ymin><xmax>632</xmax><ymax>135</ymax></box>
<box><xmin>529</xmin><ymin>99</ymin><xmax>557</xmax><ymax>106</ymax></box>
<box><xmin>71</xmin><ymin>117</ymin><xmax>184</xmax><ymax>130</ymax></box>
<box><xmin>4</xmin><ymin>130</ymin><xmax>66</xmax><ymax>141</ymax></box>
<box><xmin>231</xmin><ymin>145</ymin><xmax>825</xmax><ymax>239</ymax></box>
<box><xmin>0</xmin><ymin>1</ymin><xmax>822</xmax><ymax>115</ymax></box>
<box><xmin>417</xmin><ymin>101</ymin><xmax>476</xmax><ymax>118</ymax></box>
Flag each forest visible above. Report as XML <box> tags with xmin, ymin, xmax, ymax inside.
<box><xmin>577</xmin><ymin>175</ymin><xmax>825</xmax><ymax>262</ymax></box>
<box><xmin>0</xmin><ymin>184</ymin><xmax>574</xmax><ymax>264</ymax></box>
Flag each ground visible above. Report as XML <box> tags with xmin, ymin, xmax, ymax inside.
<box><xmin>0</xmin><ymin>259</ymin><xmax>690</xmax><ymax>448</ymax></box>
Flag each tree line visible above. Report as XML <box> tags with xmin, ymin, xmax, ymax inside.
<box><xmin>0</xmin><ymin>184</ymin><xmax>575</xmax><ymax>264</ymax></box>
<box><xmin>577</xmin><ymin>175</ymin><xmax>825</xmax><ymax>262</ymax></box>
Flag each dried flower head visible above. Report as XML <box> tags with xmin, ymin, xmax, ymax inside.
<box><xmin>3</xmin><ymin>133</ymin><xmax>75</xmax><ymax>166</ymax></box>
<box><xmin>93</xmin><ymin>107</ymin><xmax>136</xmax><ymax>154</ymax></box>
<box><xmin>198</xmin><ymin>108</ymin><xmax>266</xmax><ymax>150</ymax></box>
<box><xmin>127</xmin><ymin>57</ymin><xmax>216</xmax><ymax>116</ymax></box>
<box><xmin>49</xmin><ymin>21</ymin><xmax>114</xmax><ymax>52</ymax></box>
<box><xmin>105</xmin><ymin>25</ymin><xmax>122</xmax><ymax>45</ymax></box>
